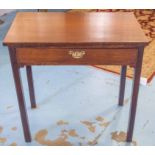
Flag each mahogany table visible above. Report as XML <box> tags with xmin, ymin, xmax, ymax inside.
<box><xmin>3</xmin><ymin>12</ymin><xmax>148</xmax><ymax>143</ymax></box>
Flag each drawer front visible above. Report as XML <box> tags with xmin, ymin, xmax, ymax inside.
<box><xmin>16</xmin><ymin>48</ymin><xmax>137</xmax><ymax>65</ymax></box>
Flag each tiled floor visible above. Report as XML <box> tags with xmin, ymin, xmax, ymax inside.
<box><xmin>0</xmin><ymin>10</ymin><xmax>155</xmax><ymax>146</ymax></box>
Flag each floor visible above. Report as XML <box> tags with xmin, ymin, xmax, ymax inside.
<box><xmin>0</xmin><ymin>10</ymin><xmax>155</xmax><ymax>146</ymax></box>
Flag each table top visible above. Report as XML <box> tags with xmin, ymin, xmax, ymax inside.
<box><xmin>3</xmin><ymin>12</ymin><xmax>149</xmax><ymax>46</ymax></box>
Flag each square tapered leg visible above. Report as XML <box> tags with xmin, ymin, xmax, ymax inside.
<box><xmin>9</xmin><ymin>47</ymin><xmax>31</xmax><ymax>142</ymax></box>
<box><xmin>26</xmin><ymin>66</ymin><xmax>37</xmax><ymax>109</ymax></box>
<box><xmin>118</xmin><ymin>65</ymin><xmax>127</xmax><ymax>106</ymax></box>
<box><xmin>127</xmin><ymin>47</ymin><xmax>144</xmax><ymax>142</ymax></box>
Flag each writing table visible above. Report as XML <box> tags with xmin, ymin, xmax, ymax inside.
<box><xmin>3</xmin><ymin>12</ymin><xmax>149</xmax><ymax>143</ymax></box>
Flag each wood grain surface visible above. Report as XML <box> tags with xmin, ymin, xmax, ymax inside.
<box><xmin>3</xmin><ymin>12</ymin><xmax>148</xmax><ymax>46</ymax></box>
<box><xmin>16</xmin><ymin>48</ymin><xmax>137</xmax><ymax>65</ymax></box>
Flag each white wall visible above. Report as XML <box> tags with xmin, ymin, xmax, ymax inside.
<box><xmin>0</xmin><ymin>9</ymin><xmax>15</xmax><ymax>16</ymax></box>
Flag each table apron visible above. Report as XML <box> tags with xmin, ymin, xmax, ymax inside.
<box><xmin>15</xmin><ymin>48</ymin><xmax>138</xmax><ymax>66</ymax></box>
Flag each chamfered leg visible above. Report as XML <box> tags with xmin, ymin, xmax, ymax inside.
<box><xmin>9</xmin><ymin>47</ymin><xmax>31</xmax><ymax>142</ymax></box>
<box><xmin>126</xmin><ymin>47</ymin><xmax>144</xmax><ymax>142</ymax></box>
<box><xmin>26</xmin><ymin>66</ymin><xmax>37</xmax><ymax>109</ymax></box>
<box><xmin>118</xmin><ymin>65</ymin><xmax>127</xmax><ymax>106</ymax></box>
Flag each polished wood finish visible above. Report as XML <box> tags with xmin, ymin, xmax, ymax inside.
<box><xmin>16</xmin><ymin>48</ymin><xmax>137</xmax><ymax>66</ymax></box>
<box><xmin>8</xmin><ymin>47</ymin><xmax>31</xmax><ymax>142</ymax></box>
<box><xmin>26</xmin><ymin>66</ymin><xmax>36</xmax><ymax>108</ymax></box>
<box><xmin>118</xmin><ymin>66</ymin><xmax>127</xmax><ymax>106</ymax></box>
<box><xmin>3</xmin><ymin>12</ymin><xmax>148</xmax><ymax>46</ymax></box>
<box><xmin>127</xmin><ymin>47</ymin><xmax>144</xmax><ymax>142</ymax></box>
<box><xmin>3</xmin><ymin>12</ymin><xmax>149</xmax><ymax>143</ymax></box>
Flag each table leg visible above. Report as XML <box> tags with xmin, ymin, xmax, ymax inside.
<box><xmin>26</xmin><ymin>66</ymin><xmax>37</xmax><ymax>108</ymax></box>
<box><xmin>9</xmin><ymin>47</ymin><xmax>31</xmax><ymax>142</ymax></box>
<box><xmin>118</xmin><ymin>65</ymin><xmax>127</xmax><ymax>106</ymax></box>
<box><xmin>126</xmin><ymin>47</ymin><xmax>144</xmax><ymax>142</ymax></box>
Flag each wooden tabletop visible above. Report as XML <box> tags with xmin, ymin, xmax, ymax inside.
<box><xmin>3</xmin><ymin>12</ymin><xmax>149</xmax><ymax>46</ymax></box>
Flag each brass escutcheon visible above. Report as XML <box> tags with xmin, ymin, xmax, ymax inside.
<box><xmin>68</xmin><ymin>50</ymin><xmax>86</xmax><ymax>59</ymax></box>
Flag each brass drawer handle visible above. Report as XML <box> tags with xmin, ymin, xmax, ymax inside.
<box><xmin>68</xmin><ymin>50</ymin><xmax>86</xmax><ymax>59</ymax></box>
